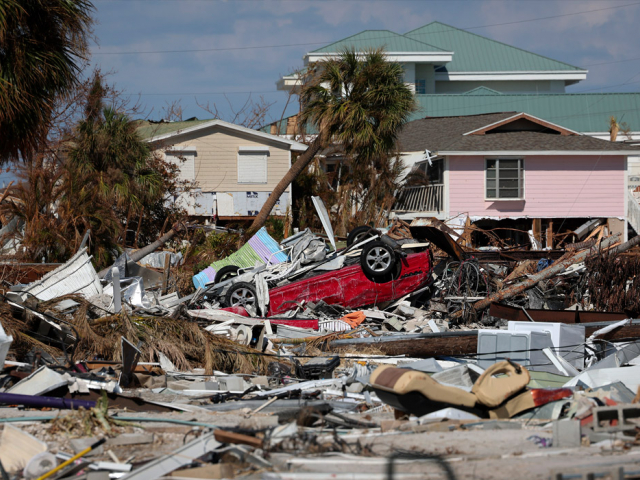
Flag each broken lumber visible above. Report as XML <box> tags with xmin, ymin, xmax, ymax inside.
<box><xmin>213</xmin><ymin>429</ymin><xmax>263</xmax><ymax>449</ymax></box>
<box><xmin>450</xmin><ymin>234</ymin><xmax>630</xmax><ymax>320</ymax></box>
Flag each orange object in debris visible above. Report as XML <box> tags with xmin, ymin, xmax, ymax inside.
<box><xmin>340</xmin><ymin>311</ymin><xmax>366</xmax><ymax>328</ymax></box>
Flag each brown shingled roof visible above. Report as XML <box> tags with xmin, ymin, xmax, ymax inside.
<box><xmin>443</xmin><ymin>131</ymin><xmax>640</xmax><ymax>152</ymax></box>
<box><xmin>397</xmin><ymin>113</ymin><xmax>516</xmax><ymax>152</ymax></box>
<box><xmin>397</xmin><ymin>113</ymin><xmax>640</xmax><ymax>154</ymax></box>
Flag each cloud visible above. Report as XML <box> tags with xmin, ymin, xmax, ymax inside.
<box><xmin>89</xmin><ymin>0</ymin><xmax>640</xmax><ymax>121</ymax></box>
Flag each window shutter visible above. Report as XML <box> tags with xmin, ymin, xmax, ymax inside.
<box><xmin>166</xmin><ymin>152</ymin><xmax>195</xmax><ymax>181</ymax></box>
<box><xmin>238</xmin><ymin>152</ymin><xmax>267</xmax><ymax>183</ymax></box>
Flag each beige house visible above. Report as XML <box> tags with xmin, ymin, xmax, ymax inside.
<box><xmin>138</xmin><ymin>119</ymin><xmax>307</xmax><ymax>220</ymax></box>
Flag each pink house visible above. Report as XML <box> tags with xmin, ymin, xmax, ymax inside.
<box><xmin>394</xmin><ymin>113</ymin><xmax>640</xmax><ymax>245</ymax></box>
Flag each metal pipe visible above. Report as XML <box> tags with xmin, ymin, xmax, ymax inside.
<box><xmin>0</xmin><ymin>416</ymin><xmax>218</xmax><ymax>428</ymax></box>
<box><xmin>0</xmin><ymin>393</ymin><xmax>96</xmax><ymax>410</ymax></box>
<box><xmin>112</xmin><ymin>266</ymin><xmax>121</xmax><ymax>313</ymax></box>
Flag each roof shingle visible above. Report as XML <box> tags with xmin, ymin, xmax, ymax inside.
<box><xmin>397</xmin><ymin>113</ymin><xmax>640</xmax><ymax>153</ymax></box>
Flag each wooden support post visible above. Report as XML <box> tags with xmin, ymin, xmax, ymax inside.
<box><xmin>533</xmin><ymin>218</ymin><xmax>542</xmax><ymax>247</ymax></box>
<box><xmin>458</xmin><ymin>216</ymin><xmax>473</xmax><ymax>248</ymax></box>
<box><xmin>161</xmin><ymin>252</ymin><xmax>171</xmax><ymax>295</ymax></box>
<box><xmin>546</xmin><ymin>220</ymin><xmax>554</xmax><ymax>249</ymax></box>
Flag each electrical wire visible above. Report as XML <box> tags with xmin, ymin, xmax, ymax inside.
<box><xmin>91</xmin><ymin>2</ymin><xmax>640</xmax><ymax>56</ymax></box>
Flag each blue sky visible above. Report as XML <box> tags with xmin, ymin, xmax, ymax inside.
<box><xmin>88</xmin><ymin>0</ymin><xmax>640</xmax><ymax>126</ymax></box>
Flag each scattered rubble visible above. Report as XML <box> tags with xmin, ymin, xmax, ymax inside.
<box><xmin>4</xmin><ymin>203</ymin><xmax>640</xmax><ymax>479</ymax></box>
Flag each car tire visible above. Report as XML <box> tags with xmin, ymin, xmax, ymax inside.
<box><xmin>360</xmin><ymin>241</ymin><xmax>396</xmax><ymax>277</ymax></box>
<box><xmin>224</xmin><ymin>282</ymin><xmax>258</xmax><ymax>309</ymax></box>
<box><xmin>215</xmin><ymin>265</ymin><xmax>240</xmax><ymax>283</ymax></box>
<box><xmin>347</xmin><ymin>225</ymin><xmax>379</xmax><ymax>247</ymax></box>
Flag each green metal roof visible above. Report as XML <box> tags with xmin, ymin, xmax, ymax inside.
<box><xmin>415</xmin><ymin>92</ymin><xmax>640</xmax><ymax>133</ymax></box>
<box><xmin>405</xmin><ymin>21</ymin><xmax>584</xmax><ymax>73</ymax></box>
<box><xmin>310</xmin><ymin>30</ymin><xmax>447</xmax><ymax>54</ymax></box>
<box><xmin>462</xmin><ymin>86</ymin><xmax>503</xmax><ymax>95</ymax></box>
<box><xmin>263</xmin><ymin>92</ymin><xmax>640</xmax><ymax>135</ymax></box>
<box><xmin>136</xmin><ymin>119</ymin><xmax>213</xmax><ymax>140</ymax></box>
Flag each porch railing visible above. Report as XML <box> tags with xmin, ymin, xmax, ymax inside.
<box><xmin>393</xmin><ymin>184</ymin><xmax>444</xmax><ymax>213</ymax></box>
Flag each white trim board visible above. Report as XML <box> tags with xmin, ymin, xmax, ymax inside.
<box><xmin>462</xmin><ymin>113</ymin><xmax>581</xmax><ymax>137</ymax></box>
<box><xmin>306</xmin><ymin>52</ymin><xmax>454</xmax><ymax>64</ymax></box>
<box><xmin>146</xmin><ymin>119</ymin><xmax>308</xmax><ymax>151</ymax></box>
<box><xmin>434</xmin><ymin>71</ymin><xmax>587</xmax><ymax>82</ymax></box>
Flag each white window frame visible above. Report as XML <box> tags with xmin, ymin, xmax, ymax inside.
<box><xmin>237</xmin><ymin>146</ymin><xmax>269</xmax><ymax>184</ymax></box>
<box><xmin>484</xmin><ymin>157</ymin><xmax>525</xmax><ymax>201</ymax></box>
<box><xmin>166</xmin><ymin>146</ymin><xmax>196</xmax><ymax>181</ymax></box>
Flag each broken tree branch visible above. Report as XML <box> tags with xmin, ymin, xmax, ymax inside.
<box><xmin>97</xmin><ymin>224</ymin><xmax>185</xmax><ymax>278</ymax></box>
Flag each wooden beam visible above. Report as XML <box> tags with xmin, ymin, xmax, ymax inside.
<box><xmin>532</xmin><ymin>218</ymin><xmax>542</xmax><ymax>245</ymax></box>
<box><xmin>213</xmin><ymin>429</ymin><xmax>263</xmax><ymax>449</ymax></box>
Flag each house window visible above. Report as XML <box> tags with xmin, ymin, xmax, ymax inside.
<box><xmin>486</xmin><ymin>158</ymin><xmax>524</xmax><ymax>199</ymax></box>
<box><xmin>415</xmin><ymin>79</ymin><xmax>426</xmax><ymax>95</ymax></box>
<box><xmin>166</xmin><ymin>149</ymin><xmax>196</xmax><ymax>181</ymax></box>
<box><xmin>238</xmin><ymin>147</ymin><xmax>268</xmax><ymax>184</ymax></box>
<box><xmin>410</xmin><ymin>158</ymin><xmax>444</xmax><ymax>185</ymax></box>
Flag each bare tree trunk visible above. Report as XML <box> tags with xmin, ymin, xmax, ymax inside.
<box><xmin>248</xmin><ymin>133</ymin><xmax>326</xmax><ymax>234</ymax></box>
<box><xmin>134</xmin><ymin>211</ymin><xmax>143</xmax><ymax>248</ymax></box>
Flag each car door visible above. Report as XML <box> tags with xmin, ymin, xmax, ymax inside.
<box><xmin>268</xmin><ymin>272</ymin><xmax>345</xmax><ymax>315</ymax></box>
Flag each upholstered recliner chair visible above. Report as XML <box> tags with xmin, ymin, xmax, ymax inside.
<box><xmin>370</xmin><ymin>360</ymin><xmax>545</xmax><ymax>419</ymax></box>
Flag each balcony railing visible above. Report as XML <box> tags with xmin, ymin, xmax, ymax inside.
<box><xmin>393</xmin><ymin>184</ymin><xmax>444</xmax><ymax>213</ymax></box>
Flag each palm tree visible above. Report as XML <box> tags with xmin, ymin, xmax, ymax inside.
<box><xmin>249</xmin><ymin>48</ymin><xmax>415</xmax><ymax>233</ymax></box>
<box><xmin>64</xmin><ymin>75</ymin><xmax>165</xmax><ymax>261</ymax></box>
<box><xmin>0</xmin><ymin>0</ymin><xmax>93</xmax><ymax>161</ymax></box>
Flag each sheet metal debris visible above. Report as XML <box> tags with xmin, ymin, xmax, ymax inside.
<box><xmin>4</xmin><ymin>203</ymin><xmax>640</xmax><ymax>479</ymax></box>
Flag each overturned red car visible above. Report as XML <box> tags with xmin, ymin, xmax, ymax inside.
<box><xmin>220</xmin><ymin>237</ymin><xmax>433</xmax><ymax>317</ymax></box>
<box><xmin>266</xmin><ymin>249</ymin><xmax>433</xmax><ymax>316</ymax></box>
<box><xmin>200</xmin><ymin>197</ymin><xmax>433</xmax><ymax>317</ymax></box>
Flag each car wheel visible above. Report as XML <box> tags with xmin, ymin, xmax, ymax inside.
<box><xmin>215</xmin><ymin>265</ymin><xmax>240</xmax><ymax>283</ymax></box>
<box><xmin>361</xmin><ymin>241</ymin><xmax>396</xmax><ymax>277</ymax></box>
<box><xmin>347</xmin><ymin>225</ymin><xmax>379</xmax><ymax>247</ymax></box>
<box><xmin>224</xmin><ymin>282</ymin><xmax>257</xmax><ymax>309</ymax></box>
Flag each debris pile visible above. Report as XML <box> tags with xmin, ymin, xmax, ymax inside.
<box><xmin>4</xmin><ymin>201</ymin><xmax>640</xmax><ymax>478</ymax></box>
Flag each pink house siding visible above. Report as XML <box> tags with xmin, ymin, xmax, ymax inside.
<box><xmin>448</xmin><ymin>155</ymin><xmax>625</xmax><ymax>218</ymax></box>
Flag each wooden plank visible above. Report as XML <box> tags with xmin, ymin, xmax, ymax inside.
<box><xmin>213</xmin><ymin>429</ymin><xmax>263</xmax><ymax>449</ymax></box>
<box><xmin>330</xmin><ymin>324</ymin><xmax>640</xmax><ymax>358</ymax></box>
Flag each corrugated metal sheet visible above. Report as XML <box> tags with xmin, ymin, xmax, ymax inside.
<box><xmin>311</xmin><ymin>30</ymin><xmax>446</xmax><ymax>53</ymax></box>
<box><xmin>22</xmin><ymin>248</ymin><xmax>102</xmax><ymax>301</ymax></box>
<box><xmin>192</xmin><ymin>227</ymin><xmax>288</xmax><ymax>288</ymax></box>
<box><xmin>405</xmin><ymin>21</ymin><xmax>583</xmax><ymax>73</ymax></box>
